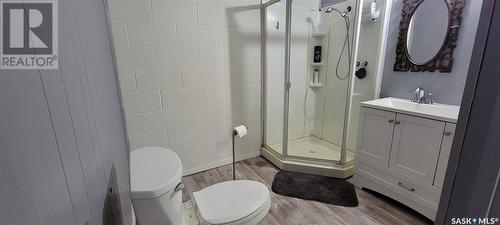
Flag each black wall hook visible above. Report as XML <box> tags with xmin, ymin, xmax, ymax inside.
<box><xmin>356</xmin><ymin>61</ymin><xmax>368</xmax><ymax>68</ymax></box>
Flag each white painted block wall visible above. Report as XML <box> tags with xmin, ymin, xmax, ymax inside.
<box><xmin>107</xmin><ymin>0</ymin><xmax>262</xmax><ymax>175</ymax></box>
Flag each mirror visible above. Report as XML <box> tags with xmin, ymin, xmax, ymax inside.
<box><xmin>406</xmin><ymin>0</ymin><xmax>449</xmax><ymax>64</ymax></box>
<box><xmin>393</xmin><ymin>0</ymin><xmax>465</xmax><ymax>73</ymax></box>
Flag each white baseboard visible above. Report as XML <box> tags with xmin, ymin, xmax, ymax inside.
<box><xmin>131</xmin><ymin>204</ymin><xmax>137</xmax><ymax>225</ymax></box>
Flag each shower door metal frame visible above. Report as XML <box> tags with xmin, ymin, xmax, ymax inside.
<box><xmin>261</xmin><ymin>0</ymin><xmax>363</xmax><ymax>165</ymax></box>
<box><xmin>261</xmin><ymin>0</ymin><xmax>293</xmax><ymax>159</ymax></box>
<box><xmin>340</xmin><ymin>0</ymin><xmax>363</xmax><ymax>165</ymax></box>
<box><xmin>282</xmin><ymin>0</ymin><xmax>292</xmax><ymax>158</ymax></box>
<box><xmin>261</xmin><ymin>0</ymin><xmax>286</xmax><ymax>155</ymax></box>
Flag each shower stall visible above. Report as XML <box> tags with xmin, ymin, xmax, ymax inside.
<box><xmin>261</xmin><ymin>0</ymin><xmax>363</xmax><ymax>178</ymax></box>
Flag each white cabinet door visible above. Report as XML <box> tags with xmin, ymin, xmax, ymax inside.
<box><xmin>358</xmin><ymin>107</ymin><xmax>396</xmax><ymax>166</ymax></box>
<box><xmin>434</xmin><ymin>123</ymin><xmax>456</xmax><ymax>188</ymax></box>
<box><xmin>389</xmin><ymin>114</ymin><xmax>445</xmax><ymax>184</ymax></box>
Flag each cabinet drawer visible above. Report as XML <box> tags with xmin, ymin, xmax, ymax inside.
<box><xmin>356</xmin><ymin>158</ymin><xmax>441</xmax><ymax>207</ymax></box>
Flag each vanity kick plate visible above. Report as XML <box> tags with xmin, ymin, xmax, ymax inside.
<box><xmin>354</xmin><ymin>158</ymin><xmax>441</xmax><ymax>220</ymax></box>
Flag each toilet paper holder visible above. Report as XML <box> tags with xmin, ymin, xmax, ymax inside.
<box><xmin>232</xmin><ymin>125</ymin><xmax>248</xmax><ymax>180</ymax></box>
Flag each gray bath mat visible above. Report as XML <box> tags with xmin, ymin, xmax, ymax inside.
<box><xmin>271</xmin><ymin>171</ymin><xmax>359</xmax><ymax>207</ymax></box>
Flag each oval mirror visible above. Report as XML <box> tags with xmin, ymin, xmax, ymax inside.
<box><xmin>406</xmin><ymin>0</ymin><xmax>449</xmax><ymax>64</ymax></box>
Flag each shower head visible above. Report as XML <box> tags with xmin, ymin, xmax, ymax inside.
<box><xmin>325</xmin><ymin>6</ymin><xmax>351</xmax><ymax>17</ymax></box>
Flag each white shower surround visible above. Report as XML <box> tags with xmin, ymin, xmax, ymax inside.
<box><xmin>264</xmin><ymin>0</ymin><xmax>390</xmax><ymax>159</ymax></box>
<box><xmin>265</xmin><ymin>0</ymin><xmax>357</xmax><ymax>153</ymax></box>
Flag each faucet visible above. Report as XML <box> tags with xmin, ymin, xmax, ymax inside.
<box><xmin>412</xmin><ymin>87</ymin><xmax>426</xmax><ymax>103</ymax></box>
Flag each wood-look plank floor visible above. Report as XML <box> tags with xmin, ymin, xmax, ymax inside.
<box><xmin>182</xmin><ymin>157</ymin><xmax>432</xmax><ymax>225</ymax></box>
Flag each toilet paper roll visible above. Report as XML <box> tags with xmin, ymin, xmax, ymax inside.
<box><xmin>233</xmin><ymin>125</ymin><xmax>248</xmax><ymax>138</ymax></box>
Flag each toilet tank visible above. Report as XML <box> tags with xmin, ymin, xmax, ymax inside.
<box><xmin>130</xmin><ymin>147</ymin><xmax>184</xmax><ymax>225</ymax></box>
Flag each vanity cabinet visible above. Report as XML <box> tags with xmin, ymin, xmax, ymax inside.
<box><xmin>354</xmin><ymin>106</ymin><xmax>456</xmax><ymax>221</ymax></box>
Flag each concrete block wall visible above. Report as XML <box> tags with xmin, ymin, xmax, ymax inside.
<box><xmin>107</xmin><ymin>0</ymin><xmax>262</xmax><ymax>175</ymax></box>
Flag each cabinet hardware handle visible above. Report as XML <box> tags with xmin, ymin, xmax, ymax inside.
<box><xmin>394</xmin><ymin>121</ymin><xmax>401</xmax><ymax>125</ymax></box>
<box><xmin>444</xmin><ymin>131</ymin><xmax>453</xmax><ymax>136</ymax></box>
<box><xmin>398</xmin><ymin>182</ymin><xmax>415</xmax><ymax>192</ymax></box>
<box><xmin>388</xmin><ymin>119</ymin><xmax>394</xmax><ymax>123</ymax></box>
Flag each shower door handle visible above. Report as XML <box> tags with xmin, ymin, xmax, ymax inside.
<box><xmin>388</xmin><ymin>119</ymin><xmax>394</xmax><ymax>123</ymax></box>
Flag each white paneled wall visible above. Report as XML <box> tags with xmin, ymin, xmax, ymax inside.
<box><xmin>108</xmin><ymin>0</ymin><xmax>262</xmax><ymax>175</ymax></box>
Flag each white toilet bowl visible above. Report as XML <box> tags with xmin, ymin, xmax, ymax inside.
<box><xmin>130</xmin><ymin>147</ymin><xmax>271</xmax><ymax>225</ymax></box>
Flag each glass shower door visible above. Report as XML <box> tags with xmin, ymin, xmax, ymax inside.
<box><xmin>264</xmin><ymin>0</ymin><xmax>286</xmax><ymax>156</ymax></box>
<box><xmin>264</xmin><ymin>0</ymin><xmax>360</xmax><ymax>166</ymax></box>
<box><xmin>284</xmin><ymin>0</ymin><xmax>359</xmax><ymax>164</ymax></box>
<box><xmin>285</xmin><ymin>0</ymin><xmax>345</xmax><ymax>162</ymax></box>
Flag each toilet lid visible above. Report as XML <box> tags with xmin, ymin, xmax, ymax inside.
<box><xmin>130</xmin><ymin>147</ymin><xmax>183</xmax><ymax>200</ymax></box>
<box><xmin>193</xmin><ymin>180</ymin><xmax>270</xmax><ymax>225</ymax></box>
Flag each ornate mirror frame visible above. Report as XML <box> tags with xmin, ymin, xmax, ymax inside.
<box><xmin>393</xmin><ymin>0</ymin><xmax>466</xmax><ymax>73</ymax></box>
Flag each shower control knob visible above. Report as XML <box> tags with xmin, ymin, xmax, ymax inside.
<box><xmin>394</xmin><ymin>121</ymin><xmax>401</xmax><ymax>125</ymax></box>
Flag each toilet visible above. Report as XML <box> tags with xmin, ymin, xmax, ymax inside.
<box><xmin>130</xmin><ymin>147</ymin><xmax>272</xmax><ymax>225</ymax></box>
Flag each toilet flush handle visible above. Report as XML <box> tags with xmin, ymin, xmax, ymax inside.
<box><xmin>175</xmin><ymin>182</ymin><xmax>184</xmax><ymax>192</ymax></box>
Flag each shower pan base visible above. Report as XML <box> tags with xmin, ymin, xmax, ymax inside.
<box><xmin>269</xmin><ymin>136</ymin><xmax>355</xmax><ymax>162</ymax></box>
<box><xmin>261</xmin><ymin>146</ymin><xmax>353</xmax><ymax>179</ymax></box>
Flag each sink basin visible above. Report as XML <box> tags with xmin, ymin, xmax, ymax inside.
<box><xmin>361</xmin><ymin>97</ymin><xmax>460</xmax><ymax>123</ymax></box>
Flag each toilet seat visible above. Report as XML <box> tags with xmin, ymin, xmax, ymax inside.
<box><xmin>192</xmin><ymin>180</ymin><xmax>271</xmax><ymax>225</ymax></box>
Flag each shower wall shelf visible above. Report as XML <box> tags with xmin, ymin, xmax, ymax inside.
<box><xmin>311</xmin><ymin>32</ymin><xmax>328</xmax><ymax>37</ymax></box>
<box><xmin>310</xmin><ymin>62</ymin><xmax>325</xmax><ymax>66</ymax></box>
<box><xmin>309</xmin><ymin>82</ymin><xmax>323</xmax><ymax>87</ymax></box>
